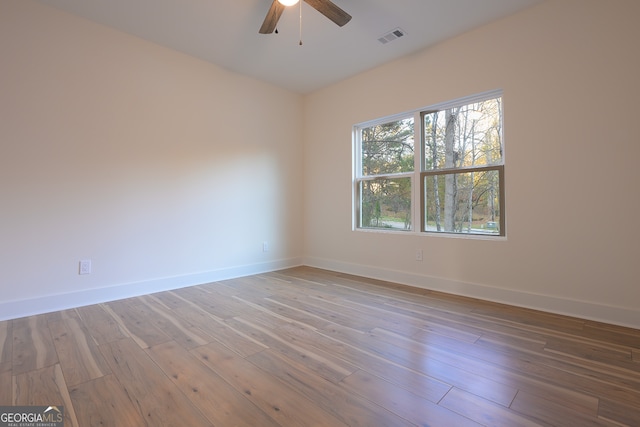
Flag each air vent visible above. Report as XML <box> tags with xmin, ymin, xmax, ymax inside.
<box><xmin>377</xmin><ymin>28</ymin><xmax>406</xmax><ymax>45</ymax></box>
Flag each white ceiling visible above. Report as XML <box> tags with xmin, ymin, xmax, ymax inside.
<box><xmin>35</xmin><ymin>0</ymin><xmax>543</xmax><ymax>94</ymax></box>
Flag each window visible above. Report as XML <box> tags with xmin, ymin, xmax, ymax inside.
<box><xmin>354</xmin><ymin>91</ymin><xmax>505</xmax><ymax>236</ymax></box>
<box><xmin>355</xmin><ymin>116</ymin><xmax>415</xmax><ymax>231</ymax></box>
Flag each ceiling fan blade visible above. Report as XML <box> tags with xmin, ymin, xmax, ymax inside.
<box><xmin>259</xmin><ymin>0</ymin><xmax>286</xmax><ymax>34</ymax></box>
<box><xmin>304</xmin><ymin>0</ymin><xmax>352</xmax><ymax>27</ymax></box>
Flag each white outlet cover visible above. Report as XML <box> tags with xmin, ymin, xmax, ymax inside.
<box><xmin>79</xmin><ymin>259</ymin><xmax>92</xmax><ymax>275</ymax></box>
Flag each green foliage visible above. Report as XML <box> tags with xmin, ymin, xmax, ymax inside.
<box><xmin>361</xmin><ymin>118</ymin><xmax>414</xmax><ymax>176</ymax></box>
<box><xmin>358</xmin><ymin>96</ymin><xmax>503</xmax><ymax>234</ymax></box>
<box><xmin>423</xmin><ymin>98</ymin><xmax>502</xmax><ymax>233</ymax></box>
<box><xmin>360</xmin><ymin>118</ymin><xmax>414</xmax><ymax>229</ymax></box>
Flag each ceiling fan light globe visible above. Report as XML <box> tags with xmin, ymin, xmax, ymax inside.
<box><xmin>278</xmin><ymin>0</ymin><xmax>300</xmax><ymax>6</ymax></box>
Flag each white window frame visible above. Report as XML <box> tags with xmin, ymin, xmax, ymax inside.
<box><xmin>353</xmin><ymin>112</ymin><xmax>416</xmax><ymax>232</ymax></box>
<box><xmin>353</xmin><ymin>89</ymin><xmax>505</xmax><ymax>238</ymax></box>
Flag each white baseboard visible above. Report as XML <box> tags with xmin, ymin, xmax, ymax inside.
<box><xmin>3</xmin><ymin>256</ymin><xmax>637</xmax><ymax>330</ymax></box>
<box><xmin>0</xmin><ymin>258</ymin><xmax>302</xmax><ymax>321</ymax></box>
<box><xmin>304</xmin><ymin>257</ymin><xmax>640</xmax><ymax>330</ymax></box>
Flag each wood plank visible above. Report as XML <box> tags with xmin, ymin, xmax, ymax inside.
<box><xmin>439</xmin><ymin>387</ymin><xmax>542</xmax><ymax>427</ymax></box>
<box><xmin>69</xmin><ymin>375</ymin><xmax>148</xmax><ymax>426</ymax></box>
<box><xmin>471</xmin><ymin>304</ymin><xmax>586</xmax><ymax>334</ymax></box>
<box><xmin>356</xmin><ymin>319</ymin><xmax>604</xmax><ymax>419</ymax></box>
<box><xmin>147</xmin><ymin>340</ymin><xmax>280</xmax><ymax>427</ymax></box>
<box><xmin>49</xmin><ymin>317</ymin><xmax>111</xmax><ymax>386</ymax></box>
<box><xmin>103</xmin><ymin>300</ymin><xmax>170</xmax><ymax>348</ymax></box>
<box><xmin>473</xmin><ymin>334</ymin><xmax>549</xmax><ymax>359</ymax></box>
<box><xmin>12</xmin><ymin>364</ymin><xmax>80</xmax><ymax>427</ymax></box>
<box><xmin>216</xmin><ymin>275</ymin><xmax>289</xmax><ymax>300</ymax></box>
<box><xmin>3</xmin><ymin>267</ymin><xmax>639</xmax><ymax>426</ymax></box>
<box><xmin>99</xmin><ymin>338</ymin><xmax>211</xmax><ymax>426</ymax></box>
<box><xmin>192</xmin><ymin>340</ymin><xmax>351</xmax><ymax>427</ymax></box>
<box><xmin>510</xmin><ymin>390</ymin><xmax>619</xmax><ymax>427</ymax></box>
<box><xmin>0</xmin><ymin>320</ymin><xmax>12</xmax><ymax>373</ymax></box>
<box><xmin>75</xmin><ymin>304</ymin><xmax>127</xmax><ymax>345</ymax></box>
<box><xmin>173</xmin><ymin>285</ymin><xmax>249</xmax><ymax>319</ymax></box>
<box><xmin>213</xmin><ymin>277</ymin><xmax>281</xmax><ymax>301</ymax></box>
<box><xmin>228</xmin><ymin>297</ymin><xmax>294</xmax><ymax>330</ymax></box>
<box><xmin>382</xmin><ymin>315</ymin><xmax>639</xmax><ymax>411</ymax></box>
<box><xmin>138</xmin><ymin>295</ymin><xmax>214</xmax><ymax>349</ymax></box>
<box><xmin>281</xmin><ymin>322</ymin><xmax>455</xmax><ymax>404</ymax></box>
<box><xmin>12</xmin><ymin>315</ymin><xmax>58</xmax><ymax>375</ymax></box>
<box><xmin>50</xmin><ymin>308</ymin><xmax>81</xmax><ymax>321</ymax></box>
<box><xmin>246</xmin><ymin>296</ymin><xmax>335</xmax><ymax>329</ymax></box>
<box><xmin>473</xmin><ymin>333</ymin><xmax>640</xmax><ymax>406</ymax></box>
<box><xmin>266</xmin><ymin>293</ymin><xmax>381</xmax><ymax>332</ymax></box>
<box><xmin>306</xmin><ymin>293</ymin><xmax>427</xmax><ymax>337</ymax></box>
<box><xmin>583</xmin><ymin>321</ymin><xmax>640</xmax><ymax>348</ymax></box>
<box><xmin>225</xmin><ymin>316</ymin><xmax>357</xmax><ymax>383</ymax></box>
<box><xmin>543</xmin><ymin>336</ymin><xmax>637</xmax><ymax>370</ymax></box>
<box><xmin>165</xmin><ymin>295</ymin><xmax>267</xmax><ymax>356</ymax></box>
<box><xmin>390</xmin><ymin>298</ymin><xmax>552</xmax><ymax>348</ymax></box>
<box><xmin>224</xmin><ymin>274</ymin><xmax>314</xmax><ymax>297</ymax></box>
<box><xmin>0</xmin><ymin>370</ymin><xmax>11</xmax><ymax>405</ymax></box>
<box><xmin>597</xmin><ymin>398</ymin><xmax>640</xmax><ymax>427</ymax></box>
<box><xmin>247</xmin><ymin>348</ymin><xmax>416</xmax><ymax>427</ymax></box>
<box><xmin>340</xmin><ymin>369</ymin><xmax>483</xmax><ymax>427</ymax></box>
<box><xmin>148</xmin><ymin>290</ymin><xmax>190</xmax><ymax>310</ymax></box>
<box><xmin>273</xmin><ymin>267</ymin><xmax>469</xmax><ymax>310</ymax></box>
<box><xmin>170</xmin><ymin>299</ymin><xmax>267</xmax><ymax>357</ymax></box>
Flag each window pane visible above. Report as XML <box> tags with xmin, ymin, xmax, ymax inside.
<box><xmin>424</xmin><ymin>170</ymin><xmax>501</xmax><ymax>235</ymax></box>
<box><xmin>424</xmin><ymin>98</ymin><xmax>502</xmax><ymax>171</ymax></box>
<box><xmin>361</xmin><ymin>118</ymin><xmax>414</xmax><ymax>176</ymax></box>
<box><xmin>359</xmin><ymin>177</ymin><xmax>412</xmax><ymax>230</ymax></box>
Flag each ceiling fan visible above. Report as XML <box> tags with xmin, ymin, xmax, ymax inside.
<box><xmin>259</xmin><ymin>0</ymin><xmax>352</xmax><ymax>34</ymax></box>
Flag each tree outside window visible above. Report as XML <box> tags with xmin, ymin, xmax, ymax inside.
<box><xmin>422</xmin><ymin>96</ymin><xmax>504</xmax><ymax>235</ymax></box>
<box><xmin>354</xmin><ymin>91</ymin><xmax>504</xmax><ymax>237</ymax></box>
<box><xmin>357</xmin><ymin>118</ymin><xmax>414</xmax><ymax>230</ymax></box>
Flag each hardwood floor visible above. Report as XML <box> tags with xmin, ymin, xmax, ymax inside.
<box><xmin>1</xmin><ymin>267</ymin><xmax>638</xmax><ymax>426</ymax></box>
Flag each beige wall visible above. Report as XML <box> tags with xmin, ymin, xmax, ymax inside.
<box><xmin>2</xmin><ymin>0</ymin><xmax>639</xmax><ymax>327</ymax></box>
<box><xmin>303</xmin><ymin>0</ymin><xmax>640</xmax><ymax>327</ymax></box>
<box><xmin>0</xmin><ymin>0</ymin><xmax>304</xmax><ymax>318</ymax></box>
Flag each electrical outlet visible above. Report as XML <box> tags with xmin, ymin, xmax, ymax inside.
<box><xmin>79</xmin><ymin>259</ymin><xmax>92</xmax><ymax>275</ymax></box>
<box><xmin>415</xmin><ymin>250</ymin><xmax>423</xmax><ymax>262</ymax></box>
<box><xmin>263</xmin><ymin>241</ymin><xmax>269</xmax><ymax>252</ymax></box>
